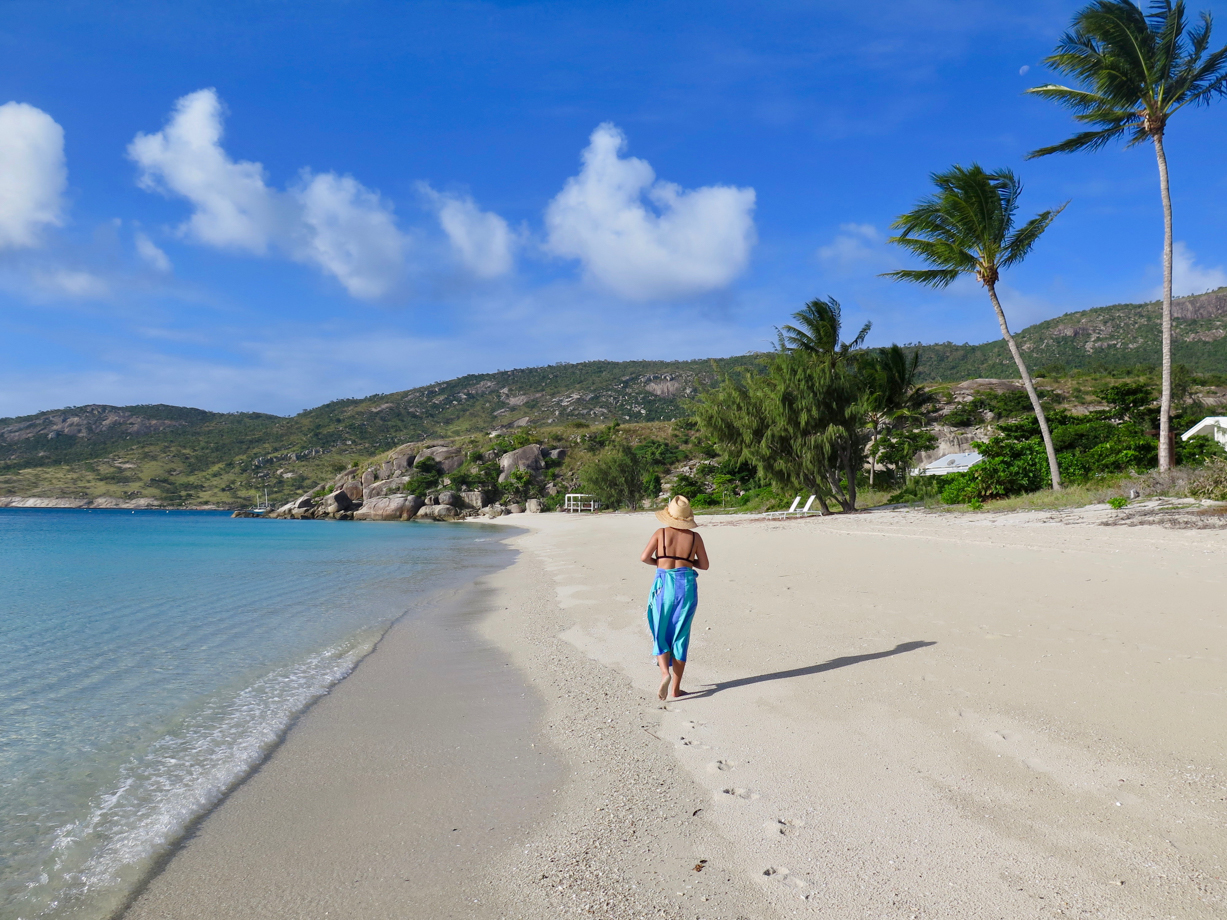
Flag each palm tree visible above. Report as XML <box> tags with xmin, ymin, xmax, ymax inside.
<box><xmin>776</xmin><ymin>296</ymin><xmax>871</xmax><ymax>365</ymax></box>
<box><xmin>861</xmin><ymin>345</ymin><xmax>926</xmax><ymax>486</ymax></box>
<box><xmin>1025</xmin><ymin>0</ymin><xmax>1227</xmax><ymax>471</ymax></box>
<box><xmin>882</xmin><ymin>164</ymin><xmax>1066</xmax><ymax>490</ymax></box>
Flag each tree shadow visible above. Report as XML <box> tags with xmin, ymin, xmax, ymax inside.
<box><xmin>680</xmin><ymin>640</ymin><xmax>936</xmax><ymax>700</ymax></box>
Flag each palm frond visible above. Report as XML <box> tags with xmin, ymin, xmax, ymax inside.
<box><xmin>1027</xmin><ymin>125</ymin><xmax>1132</xmax><ymax>157</ymax></box>
<box><xmin>879</xmin><ymin>268</ymin><xmax>961</xmax><ymax>289</ymax></box>
<box><xmin>1001</xmin><ymin>202</ymin><xmax>1068</xmax><ymax>270</ymax></box>
<box><xmin>887</xmin><ymin>235</ymin><xmax>978</xmax><ymax>274</ymax></box>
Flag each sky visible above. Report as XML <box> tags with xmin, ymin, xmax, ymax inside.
<box><xmin>2</xmin><ymin>0</ymin><xmax>1226</xmax><ymax>418</ymax></box>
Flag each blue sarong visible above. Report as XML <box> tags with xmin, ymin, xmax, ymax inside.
<box><xmin>646</xmin><ymin>567</ymin><xmax>698</xmax><ymax>661</ymax></box>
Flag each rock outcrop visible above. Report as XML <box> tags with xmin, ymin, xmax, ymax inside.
<box><xmin>353</xmin><ymin>494</ymin><xmax>424</xmax><ymax>521</ymax></box>
<box><xmin>498</xmin><ymin>445</ymin><xmax>544</xmax><ymax>481</ymax></box>
<box><xmin>365</xmin><ymin>476</ymin><xmax>410</xmax><ymax>499</ymax></box>
<box><xmin>415</xmin><ymin>504</ymin><xmax>458</xmax><ymax>521</ymax></box>
<box><xmin>320</xmin><ymin>489</ymin><xmax>355</xmax><ymax>514</ymax></box>
<box><xmin>416</xmin><ymin>446</ymin><xmax>465</xmax><ymax>473</ymax></box>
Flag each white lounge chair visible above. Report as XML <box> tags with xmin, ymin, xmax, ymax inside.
<box><xmin>766</xmin><ymin>496</ymin><xmax>801</xmax><ymax>519</ymax></box>
<box><xmin>789</xmin><ymin>495</ymin><xmax>817</xmax><ymax>517</ymax></box>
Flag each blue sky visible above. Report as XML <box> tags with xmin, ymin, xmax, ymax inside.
<box><xmin>2</xmin><ymin>0</ymin><xmax>1226</xmax><ymax>417</ymax></box>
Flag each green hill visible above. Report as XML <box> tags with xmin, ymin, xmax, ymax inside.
<box><xmin>4</xmin><ymin>287</ymin><xmax>1226</xmax><ymax>508</ymax></box>
<box><xmin>911</xmin><ymin>287</ymin><xmax>1227</xmax><ymax>381</ymax></box>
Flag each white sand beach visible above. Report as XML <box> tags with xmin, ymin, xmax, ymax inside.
<box><xmin>479</xmin><ymin>507</ymin><xmax>1227</xmax><ymax>919</ymax></box>
<box><xmin>124</xmin><ymin>507</ymin><xmax>1227</xmax><ymax>919</ymax></box>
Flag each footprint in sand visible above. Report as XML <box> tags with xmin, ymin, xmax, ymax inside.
<box><xmin>721</xmin><ymin>787</ymin><xmax>760</xmax><ymax>800</ymax></box>
<box><xmin>763</xmin><ymin>866</ymin><xmax>811</xmax><ymax>896</ymax></box>
<box><xmin>706</xmin><ymin>760</ymin><xmax>733</xmax><ymax>773</ymax></box>
<box><xmin>767</xmin><ymin>817</ymin><xmax>804</xmax><ymax>836</ymax></box>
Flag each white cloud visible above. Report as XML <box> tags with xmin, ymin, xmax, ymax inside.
<box><xmin>292</xmin><ymin>171</ymin><xmax>405</xmax><ymax>299</ymax></box>
<box><xmin>0</xmin><ymin>102</ymin><xmax>67</xmax><ymax>249</ymax></box>
<box><xmin>816</xmin><ymin>223</ymin><xmax>894</xmax><ymax>272</ymax></box>
<box><xmin>544</xmin><ymin>123</ymin><xmax>756</xmax><ymax>300</ymax></box>
<box><xmin>134</xmin><ymin>232</ymin><xmax>172</xmax><ymax>272</ymax></box>
<box><xmin>129</xmin><ymin>89</ymin><xmax>279</xmax><ymax>253</ymax></box>
<box><xmin>419</xmin><ymin>184</ymin><xmax>514</xmax><ymax>278</ymax></box>
<box><xmin>129</xmin><ymin>89</ymin><xmax>406</xmax><ymax>299</ymax></box>
<box><xmin>1168</xmin><ymin>241</ymin><xmax>1227</xmax><ymax>297</ymax></box>
<box><xmin>32</xmin><ymin>268</ymin><xmax>109</xmax><ymax>299</ymax></box>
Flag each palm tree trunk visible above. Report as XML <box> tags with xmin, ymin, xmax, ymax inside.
<box><xmin>1153</xmin><ymin>133</ymin><xmax>1174</xmax><ymax>471</ymax></box>
<box><xmin>986</xmin><ymin>283</ymin><xmax>1062</xmax><ymax>490</ymax></box>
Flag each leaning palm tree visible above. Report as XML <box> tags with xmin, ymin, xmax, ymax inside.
<box><xmin>882</xmin><ymin>164</ymin><xmax>1066</xmax><ymax>490</ymax></box>
<box><xmin>1025</xmin><ymin>0</ymin><xmax>1227</xmax><ymax>471</ymax></box>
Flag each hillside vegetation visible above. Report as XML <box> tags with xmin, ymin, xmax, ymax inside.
<box><xmin>911</xmin><ymin>287</ymin><xmax>1227</xmax><ymax>381</ymax></box>
<box><xmin>4</xmin><ymin>288</ymin><xmax>1227</xmax><ymax>509</ymax></box>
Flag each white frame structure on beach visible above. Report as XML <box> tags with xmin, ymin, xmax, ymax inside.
<box><xmin>563</xmin><ymin>493</ymin><xmax>601</xmax><ymax>512</ymax></box>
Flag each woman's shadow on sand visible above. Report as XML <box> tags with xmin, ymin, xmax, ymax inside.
<box><xmin>682</xmin><ymin>640</ymin><xmax>936</xmax><ymax>700</ymax></box>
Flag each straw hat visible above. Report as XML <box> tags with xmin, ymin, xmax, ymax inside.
<box><xmin>655</xmin><ymin>495</ymin><xmax>697</xmax><ymax>529</ymax></box>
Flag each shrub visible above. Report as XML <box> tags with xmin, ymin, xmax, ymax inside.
<box><xmin>972</xmin><ymin>438</ymin><xmax>1049</xmax><ymax>499</ymax></box>
<box><xmin>1108</xmin><ymin>496</ymin><xmax>1128</xmax><ymax>509</ymax></box>
<box><xmin>1177</xmin><ymin>433</ymin><xmax>1226</xmax><ymax>467</ymax></box>
<box><xmin>1187</xmin><ymin>460</ymin><xmax>1227</xmax><ymax>501</ymax></box>
<box><xmin>944</xmin><ymin>403</ymin><xmax>983</xmax><ymax>427</ymax></box>
<box><xmin>939</xmin><ymin>472</ymin><xmax>979</xmax><ymax>504</ymax></box>
<box><xmin>670</xmin><ymin>471</ymin><xmax>707</xmax><ymax>500</ymax></box>
<box><xmin>887</xmin><ymin>475</ymin><xmax>942</xmax><ymax>504</ymax></box>
<box><xmin>579</xmin><ymin>444</ymin><xmax>645</xmax><ymax>509</ymax></box>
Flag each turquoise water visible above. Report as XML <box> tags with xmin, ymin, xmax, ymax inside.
<box><xmin>0</xmin><ymin>510</ymin><xmax>503</xmax><ymax>920</ymax></box>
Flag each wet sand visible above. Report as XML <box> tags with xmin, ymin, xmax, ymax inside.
<box><xmin>121</xmin><ymin>576</ymin><xmax>562</xmax><ymax>920</ymax></box>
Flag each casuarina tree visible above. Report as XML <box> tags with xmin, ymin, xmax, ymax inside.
<box><xmin>883</xmin><ymin>164</ymin><xmax>1066</xmax><ymax>490</ymax></box>
<box><xmin>1025</xmin><ymin>0</ymin><xmax>1227</xmax><ymax>470</ymax></box>
<box><xmin>698</xmin><ymin>297</ymin><xmax>875</xmax><ymax>513</ymax></box>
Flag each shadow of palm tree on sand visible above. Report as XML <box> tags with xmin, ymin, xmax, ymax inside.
<box><xmin>682</xmin><ymin>640</ymin><xmax>936</xmax><ymax>699</ymax></box>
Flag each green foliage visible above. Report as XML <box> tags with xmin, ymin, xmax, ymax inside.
<box><xmin>634</xmin><ymin>438</ymin><xmax>685</xmax><ymax>470</ymax></box>
<box><xmin>876</xmin><ymin>428</ymin><xmax>938</xmax><ymax>481</ymax></box>
<box><xmin>939</xmin><ymin>472</ymin><xmax>979</xmax><ymax>504</ymax></box>
<box><xmin>578</xmin><ymin>443</ymin><xmax>645</xmax><ymax>509</ymax></box>
<box><xmin>1095</xmin><ymin>381</ymin><xmax>1154</xmax><ymax>421</ymax></box>
<box><xmin>1188</xmin><ymin>460</ymin><xmax>1227</xmax><ymax>500</ymax></box>
<box><xmin>1108</xmin><ymin>496</ymin><xmax>1129</xmax><ymax>509</ymax></box>
<box><xmin>695</xmin><ymin>347</ymin><xmax>869</xmax><ymax>514</ymax></box>
<box><xmin>886</xmin><ymin>475</ymin><xmax>942</xmax><ymax>504</ymax></box>
<box><xmin>945</xmin><ymin>403</ymin><xmax>983</xmax><ymax>427</ymax></box>
<box><xmin>500</xmin><ymin>469</ymin><xmax>536</xmax><ymax>502</ymax></box>
<box><xmin>1177</xmin><ymin>433</ymin><xmax>1226</xmax><ymax>466</ymax></box>
<box><xmin>777</xmin><ymin>297</ymin><xmax>871</xmax><ymax>358</ymax></box>
<box><xmin>669</xmin><ymin>471</ymin><xmax>706</xmax><ymax>500</ymax></box>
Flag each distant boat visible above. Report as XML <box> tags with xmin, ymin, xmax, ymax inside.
<box><xmin>247</xmin><ymin>489</ymin><xmax>271</xmax><ymax>515</ymax></box>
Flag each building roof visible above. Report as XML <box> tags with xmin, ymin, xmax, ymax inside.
<box><xmin>1181</xmin><ymin>417</ymin><xmax>1227</xmax><ymax>441</ymax></box>
<box><xmin>915</xmin><ymin>451</ymin><xmax>983</xmax><ymax>476</ymax></box>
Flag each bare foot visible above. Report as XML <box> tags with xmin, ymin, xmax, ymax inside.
<box><xmin>670</xmin><ymin>686</ymin><xmax>692</xmax><ymax>698</ymax></box>
<box><xmin>658</xmin><ymin>676</ymin><xmax>670</xmax><ymax>700</ymax></box>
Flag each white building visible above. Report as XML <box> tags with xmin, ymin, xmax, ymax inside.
<box><xmin>912</xmin><ymin>451</ymin><xmax>984</xmax><ymax>477</ymax></box>
<box><xmin>1181</xmin><ymin>416</ymin><xmax>1227</xmax><ymax>447</ymax></box>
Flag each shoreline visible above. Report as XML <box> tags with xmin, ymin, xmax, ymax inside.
<box><xmin>119</xmin><ymin>533</ymin><xmax>560</xmax><ymax>920</ymax></box>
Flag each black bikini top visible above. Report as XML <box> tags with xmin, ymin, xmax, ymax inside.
<box><xmin>656</xmin><ymin>528</ymin><xmax>697</xmax><ymax>563</ymax></box>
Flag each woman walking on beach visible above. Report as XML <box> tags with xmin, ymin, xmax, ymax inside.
<box><xmin>641</xmin><ymin>496</ymin><xmax>709</xmax><ymax>700</ymax></box>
